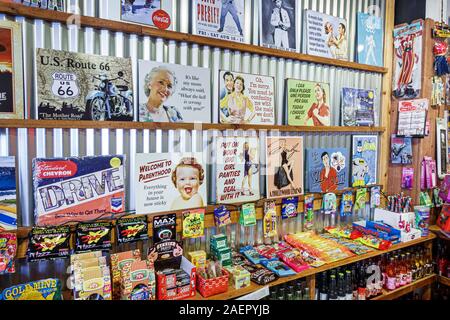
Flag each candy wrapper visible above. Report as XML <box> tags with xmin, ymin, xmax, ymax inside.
<box><xmin>370</xmin><ymin>186</ymin><xmax>381</xmax><ymax>209</ymax></box>
<box><xmin>117</xmin><ymin>216</ymin><xmax>148</xmax><ymax>244</ymax></box>
<box><xmin>263</xmin><ymin>201</ymin><xmax>277</xmax><ymax>238</ymax></box>
<box><xmin>320</xmin><ymin>233</ymin><xmax>373</xmax><ymax>255</ymax></box>
<box><xmin>281</xmin><ymin>197</ymin><xmax>298</xmax><ymax>219</ymax></box>
<box><xmin>324</xmin><ymin>226</ymin><xmax>353</xmax><ymax>239</ymax></box>
<box><xmin>182</xmin><ymin>209</ymin><xmax>205</xmax><ymax>239</ymax></box>
<box><xmin>260</xmin><ymin>259</ymin><xmax>296</xmax><ymax>277</ymax></box>
<box><xmin>153</xmin><ymin>214</ymin><xmax>176</xmax><ymax>243</ymax></box>
<box><xmin>1</xmin><ymin>279</ymin><xmax>62</xmax><ymax>300</ymax></box>
<box><xmin>75</xmin><ymin>222</ymin><xmax>113</xmax><ymax>252</ymax></box>
<box><xmin>277</xmin><ymin>249</ymin><xmax>311</xmax><ymax>273</ymax></box>
<box><xmin>304</xmin><ymin>194</ymin><xmax>315</xmax><ymax>231</ymax></box>
<box><xmin>27</xmin><ymin>226</ymin><xmax>71</xmax><ymax>262</ymax></box>
<box><xmin>240</xmin><ymin>203</ymin><xmax>256</xmax><ymax>227</ymax></box>
<box><xmin>231</xmin><ymin>251</ymin><xmax>249</xmax><ymax>266</ymax></box>
<box><xmin>350</xmin><ymin>230</ymin><xmax>392</xmax><ymax>250</ymax></box>
<box><xmin>323</xmin><ymin>193</ymin><xmax>337</xmax><ymax>215</ymax></box>
<box><xmin>401</xmin><ymin>167</ymin><xmax>414</xmax><ymax>190</ymax></box>
<box><xmin>340</xmin><ymin>191</ymin><xmax>353</xmax><ymax>217</ymax></box>
<box><xmin>0</xmin><ymin>232</ymin><xmax>16</xmax><ymax>274</ymax></box>
<box><xmin>240</xmin><ymin>246</ymin><xmax>264</xmax><ymax>264</ymax></box>
<box><xmin>214</xmin><ymin>206</ymin><xmax>232</xmax><ymax>228</ymax></box>
<box><xmin>240</xmin><ymin>262</ymin><xmax>278</xmax><ymax>285</ymax></box>
<box><xmin>354</xmin><ymin>188</ymin><xmax>367</xmax><ymax>210</ymax></box>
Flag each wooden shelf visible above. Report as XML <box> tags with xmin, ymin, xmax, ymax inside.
<box><xmin>191</xmin><ymin>234</ymin><xmax>436</xmax><ymax>300</ymax></box>
<box><xmin>0</xmin><ymin>119</ymin><xmax>386</xmax><ymax>133</ymax></box>
<box><xmin>438</xmin><ymin>276</ymin><xmax>450</xmax><ymax>287</ymax></box>
<box><xmin>0</xmin><ymin>2</ymin><xmax>388</xmax><ymax>74</ymax></box>
<box><xmin>371</xmin><ymin>274</ymin><xmax>437</xmax><ymax>300</ymax></box>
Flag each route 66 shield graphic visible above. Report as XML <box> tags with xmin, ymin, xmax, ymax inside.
<box><xmin>51</xmin><ymin>72</ymin><xmax>80</xmax><ymax>99</ymax></box>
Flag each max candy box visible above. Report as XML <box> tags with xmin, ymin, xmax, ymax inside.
<box><xmin>27</xmin><ymin>226</ymin><xmax>70</xmax><ymax>262</ymax></box>
<box><xmin>153</xmin><ymin>213</ymin><xmax>176</xmax><ymax>243</ymax></box>
<box><xmin>0</xmin><ymin>278</ymin><xmax>63</xmax><ymax>300</ymax></box>
<box><xmin>0</xmin><ymin>232</ymin><xmax>16</xmax><ymax>274</ymax></box>
<box><xmin>33</xmin><ymin>155</ymin><xmax>125</xmax><ymax>226</ymax></box>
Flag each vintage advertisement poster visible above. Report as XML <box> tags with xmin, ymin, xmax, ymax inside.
<box><xmin>391</xmin><ymin>135</ymin><xmax>413</xmax><ymax>164</ymax></box>
<box><xmin>341</xmin><ymin>88</ymin><xmax>375</xmax><ymax>127</ymax></box>
<box><xmin>305</xmin><ymin>148</ymin><xmax>349</xmax><ymax>193</ymax></box>
<box><xmin>0</xmin><ymin>20</ymin><xmax>23</xmax><ymax>119</ymax></box>
<box><xmin>260</xmin><ymin>0</ymin><xmax>298</xmax><ymax>52</ymax></box>
<box><xmin>304</xmin><ymin>10</ymin><xmax>348</xmax><ymax>60</ymax></box>
<box><xmin>392</xmin><ymin>21</ymin><xmax>423</xmax><ymax>99</ymax></box>
<box><xmin>286</xmin><ymin>79</ymin><xmax>331</xmax><ymax>126</ymax></box>
<box><xmin>7</xmin><ymin>0</ymin><xmax>65</xmax><ymax>11</ymax></box>
<box><xmin>266</xmin><ymin>136</ymin><xmax>304</xmax><ymax>199</ymax></box>
<box><xmin>351</xmin><ymin>135</ymin><xmax>378</xmax><ymax>187</ymax></box>
<box><xmin>138</xmin><ymin>60</ymin><xmax>211</xmax><ymax>123</ymax></box>
<box><xmin>193</xmin><ymin>0</ymin><xmax>246</xmax><ymax>43</ymax></box>
<box><xmin>219</xmin><ymin>70</ymin><xmax>275</xmax><ymax>125</ymax></box>
<box><xmin>0</xmin><ymin>157</ymin><xmax>16</xmax><ymax>231</ymax></box>
<box><xmin>397</xmin><ymin>98</ymin><xmax>428</xmax><ymax>137</ymax></box>
<box><xmin>33</xmin><ymin>155</ymin><xmax>126</xmax><ymax>226</ymax></box>
<box><xmin>36</xmin><ymin>48</ymin><xmax>133</xmax><ymax>121</ymax></box>
<box><xmin>117</xmin><ymin>0</ymin><xmax>173</xmax><ymax>30</ymax></box>
<box><xmin>216</xmin><ymin>136</ymin><xmax>260</xmax><ymax>204</ymax></box>
<box><xmin>357</xmin><ymin>12</ymin><xmax>383</xmax><ymax>67</ymax></box>
<box><xmin>135</xmin><ymin>153</ymin><xmax>207</xmax><ymax>215</ymax></box>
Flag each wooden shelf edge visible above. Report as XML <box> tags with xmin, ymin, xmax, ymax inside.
<box><xmin>0</xmin><ymin>119</ymin><xmax>386</xmax><ymax>133</ymax></box>
<box><xmin>190</xmin><ymin>235</ymin><xmax>436</xmax><ymax>300</ymax></box>
<box><xmin>371</xmin><ymin>274</ymin><xmax>437</xmax><ymax>300</ymax></box>
<box><xmin>438</xmin><ymin>276</ymin><xmax>450</xmax><ymax>287</ymax></box>
<box><xmin>0</xmin><ymin>2</ymin><xmax>388</xmax><ymax>74</ymax></box>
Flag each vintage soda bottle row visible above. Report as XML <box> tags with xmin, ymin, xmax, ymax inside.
<box><xmin>267</xmin><ymin>280</ymin><xmax>310</xmax><ymax>300</ymax></box>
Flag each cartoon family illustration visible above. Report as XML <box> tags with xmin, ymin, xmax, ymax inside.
<box><xmin>170</xmin><ymin>157</ymin><xmax>205</xmax><ymax>210</ymax></box>
<box><xmin>324</xmin><ymin>21</ymin><xmax>348</xmax><ymax>60</ymax></box>
<box><xmin>220</xmin><ymin>72</ymin><xmax>256</xmax><ymax>124</ymax></box>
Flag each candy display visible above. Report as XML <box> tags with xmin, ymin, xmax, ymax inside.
<box><xmin>121</xmin><ymin>259</ymin><xmax>156</xmax><ymax>300</ymax></box>
<box><xmin>27</xmin><ymin>226</ymin><xmax>70</xmax><ymax>262</ymax></box>
<box><xmin>0</xmin><ymin>232</ymin><xmax>16</xmax><ymax>274</ymax></box>
<box><xmin>0</xmin><ymin>278</ymin><xmax>62</xmax><ymax>300</ymax></box>
<box><xmin>110</xmin><ymin>250</ymin><xmax>141</xmax><ymax>300</ymax></box>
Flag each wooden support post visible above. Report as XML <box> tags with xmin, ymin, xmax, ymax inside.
<box><xmin>307</xmin><ymin>275</ymin><xmax>316</xmax><ymax>300</ymax></box>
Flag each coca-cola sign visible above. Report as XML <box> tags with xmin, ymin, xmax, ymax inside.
<box><xmin>152</xmin><ymin>10</ymin><xmax>171</xmax><ymax>30</ymax></box>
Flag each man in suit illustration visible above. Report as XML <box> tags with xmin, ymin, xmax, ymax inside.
<box><xmin>270</xmin><ymin>0</ymin><xmax>291</xmax><ymax>48</ymax></box>
<box><xmin>217</xmin><ymin>0</ymin><xmax>244</xmax><ymax>37</ymax></box>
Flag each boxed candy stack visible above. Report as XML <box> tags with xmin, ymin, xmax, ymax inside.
<box><xmin>210</xmin><ymin>234</ymin><xmax>232</xmax><ymax>267</ymax></box>
<box><xmin>188</xmin><ymin>250</ymin><xmax>207</xmax><ymax>269</ymax></box>
<box><xmin>70</xmin><ymin>251</ymin><xmax>112</xmax><ymax>300</ymax></box>
<box><xmin>158</xmin><ymin>267</ymin><xmax>193</xmax><ymax>299</ymax></box>
<box><xmin>197</xmin><ymin>260</ymin><xmax>230</xmax><ymax>298</ymax></box>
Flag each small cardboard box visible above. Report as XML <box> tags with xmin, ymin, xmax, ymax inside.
<box><xmin>374</xmin><ymin>208</ymin><xmax>416</xmax><ymax>233</ymax></box>
<box><xmin>210</xmin><ymin>234</ymin><xmax>228</xmax><ymax>250</ymax></box>
<box><xmin>156</xmin><ymin>257</ymin><xmax>196</xmax><ymax>301</ymax></box>
<box><xmin>224</xmin><ymin>265</ymin><xmax>251</xmax><ymax>290</ymax></box>
<box><xmin>188</xmin><ymin>250</ymin><xmax>206</xmax><ymax>269</ymax></box>
<box><xmin>400</xmin><ymin>228</ymin><xmax>422</xmax><ymax>243</ymax></box>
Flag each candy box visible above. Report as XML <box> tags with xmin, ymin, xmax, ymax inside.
<box><xmin>156</xmin><ymin>257</ymin><xmax>196</xmax><ymax>300</ymax></box>
<box><xmin>373</xmin><ymin>208</ymin><xmax>416</xmax><ymax>233</ymax></box>
<box><xmin>438</xmin><ymin>174</ymin><xmax>450</xmax><ymax>203</ymax></box>
<box><xmin>400</xmin><ymin>228</ymin><xmax>422</xmax><ymax>243</ymax></box>
<box><xmin>197</xmin><ymin>268</ymin><xmax>229</xmax><ymax>298</ymax></box>
<box><xmin>210</xmin><ymin>234</ymin><xmax>228</xmax><ymax>250</ymax></box>
<box><xmin>260</xmin><ymin>260</ymin><xmax>296</xmax><ymax>277</ymax></box>
<box><xmin>70</xmin><ymin>251</ymin><xmax>103</xmax><ymax>263</ymax></box>
<box><xmin>110</xmin><ymin>249</ymin><xmax>141</xmax><ymax>299</ymax></box>
<box><xmin>73</xmin><ymin>265</ymin><xmax>112</xmax><ymax>300</ymax></box>
<box><xmin>224</xmin><ymin>265</ymin><xmax>251</xmax><ymax>290</ymax></box>
<box><xmin>188</xmin><ymin>250</ymin><xmax>206</xmax><ymax>269</ymax></box>
<box><xmin>121</xmin><ymin>260</ymin><xmax>156</xmax><ymax>300</ymax></box>
<box><xmin>0</xmin><ymin>278</ymin><xmax>62</xmax><ymax>300</ymax></box>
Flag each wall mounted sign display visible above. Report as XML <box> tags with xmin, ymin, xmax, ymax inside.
<box><xmin>216</xmin><ymin>136</ymin><xmax>260</xmax><ymax>204</ymax></box>
<box><xmin>182</xmin><ymin>209</ymin><xmax>205</xmax><ymax>239</ymax></box>
<box><xmin>266</xmin><ymin>136</ymin><xmax>304</xmax><ymax>199</ymax></box>
<box><xmin>305</xmin><ymin>148</ymin><xmax>349</xmax><ymax>193</ymax></box>
<box><xmin>111</xmin><ymin>0</ymin><xmax>174</xmax><ymax>30</ymax></box>
<box><xmin>397</xmin><ymin>98</ymin><xmax>428</xmax><ymax>137</ymax></box>
<box><xmin>356</xmin><ymin>12</ymin><xmax>383</xmax><ymax>67</ymax></box>
<box><xmin>138</xmin><ymin>60</ymin><xmax>211</xmax><ymax>123</ymax></box>
<box><xmin>116</xmin><ymin>216</ymin><xmax>148</xmax><ymax>244</ymax></box>
<box><xmin>351</xmin><ymin>135</ymin><xmax>378</xmax><ymax>187</ymax></box>
<box><xmin>341</xmin><ymin>88</ymin><xmax>375</xmax><ymax>127</ymax></box>
<box><xmin>27</xmin><ymin>226</ymin><xmax>71</xmax><ymax>262</ymax></box>
<box><xmin>7</xmin><ymin>0</ymin><xmax>66</xmax><ymax>11</ymax></box>
<box><xmin>33</xmin><ymin>155</ymin><xmax>126</xmax><ymax>226</ymax></box>
<box><xmin>0</xmin><ymin>20</ymin><xmax>24</xmax><ymax>119</ymax></box>
<box><xmin>153</xmin><ymin>214</ymin><xmax>176</xmax><ymax>243</ymax></box>
<box><xmin>135</xmin><ymin>153</ymin><xmax>207</xmax><ymax>215</ymax></box>
<box><xmin>286</xmin><ymin>79</ymin><xmax>331</xmax><ymax>126</ymax></box>
<box><xmin>36</xmin><ymin>48</ymin><xmax>133</xmax><ymax>121</ymax></box>
<box><xmin>193</xmin><ymin>0</ymin><xmax>246</xmax><ymax>43</ymax></box>
<box><xmin>436</xmin><ymin>118</ymin><xmax>449</xmax><ymax>180</ymax></box>
<box><xmin>304</xmin><ymin>10</ymin><xmax>348</xmax><ymax>60</ymax></box>
<box><xmin>219</xmin><ymin>70</ymin><xmax>275</xmax><ymax>125</ymax></box>
<box><xmin>391</xmin><ymin>135</ymin><xmax>413</xmax><ymax>165</ymax></box>
<box><xmin>259</xmin><ymin>0</ymin><xmax>298</xmax><ymax>52</ymax></box>
<box><xmin>0</xmin><ymin>156</ymin><xmax>16</xmax><ymax>231</ymax></box>
<box><xmin>392</xmin><ymin>20</ymin><xmax>423</xmax><ymax>99</ymax></box>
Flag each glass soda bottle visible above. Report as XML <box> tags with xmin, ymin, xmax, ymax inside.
<box><xmin>399</xmin><ymin>254</ymin><xmax>408</xmax><ymax>286</ymax></box>
<box><xmin>394</xmin><ymin>254</ymin><xmax>401</xmax><ymax>288</ymax></box>
<box><xmin>405</xmin><ymin>252</ymin><xmax>412</xmax><ymax>284</ymax></box>
<box><xmin>385</xmin><ymin>257</ymin><xmax>397</xmax><ymax>290</ymax></box>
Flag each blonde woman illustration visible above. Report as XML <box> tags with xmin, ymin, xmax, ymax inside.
<box><xmin>220</xmin><ymin>76</ymin><xmax>256</xmax><ymax>124</ymax></box>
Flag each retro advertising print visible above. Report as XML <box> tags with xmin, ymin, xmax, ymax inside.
<box><xmin>341</xmin><ymin>88</ymin><xmax>375</xmax><ymax>127</ymax></box>
<box><xmin>33</xmin><ymin>155</ymin><xmax>126</xmax><ymax>226</ymax></box>
<box><xmin>266</xmin><ymin>136</ymin><xmax>304</xmax><ymax>199</ymax></box>
<box><xmin>397</xmin><ymin>98</ymin><xmax>428</xmax><ymax>137</ymax></box>
<box><xmin>305</xmin><ymin>148</ymin><xmax>349</xmax><ymax>193</ymax></box>
<box><xmin>357</xmin><ymin>12</ymin><xmax>383</xmax><ymax>67</ymax></box>
<box><xmin>0</xmin><ymin>157</ymin><xmax>17</xmax><ymax>231</ymax></box>
<box><xmin>392</xmin><ymin>20</ymin><xmax>423</xmax><ymax>99</ymax></box>
<box><xmin>391</xmin><ymin>135</ymin><xmax>413</xmax><ymax>164</ymax></box>
<box><xmin>6</xmin><ymin>0</ymin><xmax>65</xmax><ymax>11</ymax></box>
<box><xmin>135</xmin><ymin>153</ymin><xmax>207</xmax><ymax>215</ymax></box>
<box><xmin>138</xmin><ymin>60</ymin><xmax>211</xmax><ymax>123</ymax></box>
<box><xmin>260</xmin><ymin>0</ymin><xmax>298</xmax><ymax>52</ymax></box>
<box><xmin>118</xmin><ymin>0</ymin><xmax>173</xmax><ymax>30</ymax></box>
<box><xmin>304</xmin><ymin>10</ymin><xmax>348</xmax><ymax>60</ymax></box>
<box><xmin>216</xmin><ymin>136</ymin><xmax>260</xmax><ymax>204</ymax></box>
<box><xmin>0</xmin><ymin>20</ymin><xmax>23</xmax><ymax>119</ymax></box>
<box><xmin>286</xmin><ymin>79</ymin><xmax>331</xmax><ymax>126</ymax></box>
<box><xmin>351</xmin><ymin>135</ymin><xmax>378</xmax><ymax>187</ymax></box>
<box><xmin>36</xmin><ymin>48</ymin><xmax>133</xmax><ymax>121</ymax></box>
<box><xmin>219</xmin><ymin>70</ymin><xmax>275</xmax><ymax>125</ymax></box>
<box><xmin>194</xmin><ymin>0</ymin><xmax>246</xmax><ymax>43</ymax></box>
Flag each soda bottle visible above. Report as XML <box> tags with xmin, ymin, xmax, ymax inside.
<box><xmin>400</xmin><ymin>254</ymin><xmax>408</xmax><ymax>286</ymax></box>
<box><xmin>385</xmin><ymin>257</ymin><xmax>397</xmax><ymax>290</ymax></box>
<box><xmin>345</xmin><ymin>270</ymin><xmax>353</xmax><ymax>300</ymax></box>
<box><xmin>337</xmin><ymin>272</ymin><xmax>346</xmax><ymax>300</ymax></box>
<box><xmin>319</xmin><ymin>272</ymin><xmax>328</xmax><ymax>301</ymax></box>
<box><xmin>405</xmin><ymin>252</ymin><xmax>413</xmax><ymax>284</ymax></box>
<box><xmin>329</xmin><ymin>275</ymin><xmax>338</xmax><ymax>301</ymax></box>
<box><xmin>394</xmin><ymin>254</ymin><xmax>401</xmax><ymax>288</ymax></box>
<box><xmin>357</xmin><ymin>267</ymin><xmax>367</xmax><ymax>300</ymax></box>
<box><xmin>352</xmin><ymin>264</ymin><xmax>358</xmax><ymax>299</ymax></box>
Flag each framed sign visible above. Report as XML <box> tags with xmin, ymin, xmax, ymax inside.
<box><xmin>351</xmin><ymin>135</ymin><xmax>378</xmax><ymax>187</ymax></box>
<box><xmin>397</xmin><ymin>98</ymin><xmax>428</xmax><ymax>137</ymax></box>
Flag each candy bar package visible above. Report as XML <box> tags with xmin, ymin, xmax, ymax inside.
<box><xmin>320</xmin><ymin>233</ymin><xmax>373</xmax><ymax>255</ymax></box>
<box><xmin>33</xmin><ymin>155</ymin><xmax>126</xmax><ymax>226</ymax></box>
<box><xmin>0</xmin><ymin>232</ymin><xmax>17</xmax><ymax>274</ymax></box>
<box><xmin>263</xmin><ymin>201</ymin><xmax>277</xmax><ymax>238</ymax></box>
<box><xmin>111</xmin><ymin>250</ymin><xmax>141</xmax><ymax>300</ymax></box>
<box><xmin>240</xmin><ymin>263</ymin><xmax>278</xmax><ymax>285</ymax></box>
<box><xmin>27</xmin><ymin>226</ymin><xmax>71</xmax><ymax>262</ymax></box>
<box><xmin>354</xmin><ymin>188</ymin><xmax>367</xmax><ymax>210</ymax></box>
<box><xmin>153</xmin><ymin>214</ymin><xmax>176</xmax><ymax>243</ymax></box>
<box><xmin>240</xmin><ymin>246</ymin><xmax>264</xmax><ymax>264</ymax></box>
<box><xmin>0</xmin><ymin>278</ymin><xmax>63</xmax><ymax>300</ymax></box>
<box><xmin>117</xmin><ymin>216</ymin><xmax>148</xmax><ymax>244</ymax></box>
<box><xmin>401</xmin><ymin>167</ymin><xmax>414</xmax><ymax>190</ymax></box>
<box><xmin>276</xmin><ymin>249</ymin><xmax>310</xmax><ymax>273</ymax></box>
<box><xmin>148</xmin><ymin>240</ymin><xmax>183</xmax><ymax>271</ymax></box>
<box><xmin>75</xmin><ymin>222</ymin><xmax>113</xmax><ymax>253</ymax></box>
<box><xmin>260</xmin><ymin>259</ymin><xmax>296</xmax><ymax>277</ymax></box>
<box><xmin>182</xmin><ymin>209</ymin><xmax>205</xmax><ymax>239</ymax></box>
<box><xmin>121</xmin><ymin>260</ymin><xmax>156</xmax><ymax>300</ymax></box>
<box><xmin>231</xmin><ymin>251</ymin><xmax>249</xmax><ymax>266</ymax></box>
<box><xmin>214</xmin><ymin>206</ymin><xmax>232</xmax><ymax>228</ymax></box>
<box><xmin>304</xmin><ymin>194</ymin><xmax>315</xmax><ymax>230</ymax></box>
<box><xmin>340</xmin><ymin>191</ymin><xmax>353</xmax><ymax>216</ymax></box>
<box><xmin>370</xmin><ymin>186</ymin><xmax>381</xmax><ymax>209</ymax></box>
<box><xmin>240</xmin><ymin>203</ymin><xmax>256</xmax><ymax>227</ymax></box>
<box><xmin>281</xmin><ymin>197</ymin><xmax>298</xmax><ymax>219</ymax></box>
<box><xmin>73</xmin><ymin>265</ymin><xmax>112</xmax><ymax>300</ymax></box>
